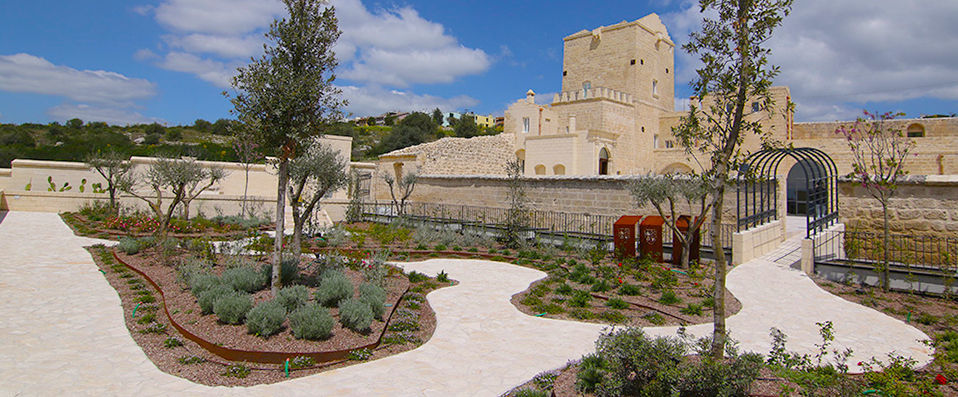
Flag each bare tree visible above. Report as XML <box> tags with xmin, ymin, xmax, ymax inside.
<box><xmin>119</xmin><ymin>157</ymin><xmax>225</xmax><ymax>241</ymax></box>
<box><xmin>231</xmin><ymin>124</ymin><xmax>263</xmax><ymax>218</ymax></box>
<box><xmin>383</xmin><ymin>168</ymin><xmax>418</xmax><ymax>217</ymax></box>
<box><xmin>836</xmin><ymin>111</ymin><xmax>914</xmax><ymax>291</ymax></box>
<box><xmin>629</xmin><ymin>173</ymin><xmax>711</xmax><ymax>268</ymax></box>
<box><xmin>288</xmin><ymin>143</ymin><xmax>348</xmax><ymax>252</ymax></box>
<box><xmin>504</xmin><ymin>159</ymin><xmax>530</xmax><ymax>247</ymax></box>
<box><xmin>180</xmin><ymin>165</ymin><xmax>228</xmax><ymax>220</ymax></box>
<box><xmin>85</xmin><ymin>150</ymin><xmax>132</xmax><ymax>214</ymax></box>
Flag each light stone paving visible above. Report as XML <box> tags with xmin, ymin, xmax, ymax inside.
<box><xmin>0</xmin><ymin>211</ymin><xmax>934</xmax><ymax>396</ymax></box>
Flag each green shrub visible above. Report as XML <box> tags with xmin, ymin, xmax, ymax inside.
<box><xmin>196</xmin><ymin>284</ymin><xmax>232</xmax><ymax>314</ymax></box>
<box><xmin>680</xmin><ymin>303</ymin><xmax>703</xmax><ymax>316</ymax></box>
<box><xmin>675</xmin><ymin>353</ymin><xmax>764</xmax><ymax>397</ymax></box>
<box><xmin>434</xmin><ymin>244</ymin><xmax>446</xmax><ymax>251</ymax></box>
<box><xmin>521</xmin><ymin>295</ymin><xmax>542</xmax><ymax>307</ymax></box>
<box><xmin>136</xmin><ymin>294</ymin><xmax>156</xmax><ymax>304</ymax></box>
<box><xmin>288</xmin><ymin>355</ymin><xmax>315</xmax><ymax>369</ymax></box>
<box><xmin>222</xmin><ymin>266</ymin><xmax>266</xmax><ymax>293</ymax></box>
<box><xmin>569</xmin><ymin>308</ymin><xmax>594</xmax><ymax>320</ymax></box>
<box><xmin>618</xmin><ymin>283</ymin><xmax>641</xmax><ymax>296</ymax></box>
<box><xmin>591</xmin><ymin>328</ymin><xmax>686</xmax><ymax>396</ymax></box>
<box><xmin>288</xmin><ymin>303</ymin><xmax>334</xmax><ymax>340</ymax></box>
<box><xmin>407</xmin><ymin>271</ymin><xmax>429</xmax><ymax>283</ymax></box>
<box><xmin>273</xmin><ymin>285</ymin><xmax>309</xmax><ymax>312</ymax></box>
<box><xmin>163</xmin><ymin>336</ymin><xmax>183</xmax><ymax>348</ymax></box>
<box><xmin>658</xmin><ymin>290</ymin><xmax>681</xmax><ymax>305</ymax></box>
<box><xmin>436</xmin><ymin>270</ymin><xmax>449</xmax><ymax>283</ymax></box>
<box><xmin>117</xmin><ymin>237</ymin><xmax>140</xmax><ymax>255</ymax></box>
<box><xmin>935</xmin><ymin>331</ymin><xmax>958</xmax><ymax>363</ymax></box>
<box><xmin>555</xmin><ymin>283</ymin><xmax>574</xmax><ymax>295</ymax></box>
<box><xmin>359</xmin><ymin>283</ymin><xmax>387</xmax><ymax>320</ymax></box>
<box><xmin>213</xmin><ymin>291</ymin><xmax>252</xmax><ymax>325</ymax></box>
<box><xmin>189</xmin><ymin>273</ymin><xmax>224</xmax><ymax>294</ymax></box>
<box><xmin>591</xmin><ymin>279</ymin><xmax>611</xmax><ymax>293</ymax></box>
<box><xmin>532</xmin><ymin>302</ymin><xmax>565</xmax><ymax>315</ymax></box>
<box><xmin>569</xmin><ymin>290</ymin><xmax>592</xmax><ymax>307</ymax></box>
<box><xmin>347</xmin><ymin>348</ymin><xmax>373</xmax><ymax>361</ymax></box>
<box><xmin>177</xmin><ymin>355</ymin><xmax>206</xmax><ymax>365</ymax></box>
<box><xmin>176</xmin><ymin>259</ymin><xmax>211</xmax><ymax>287</ymax></box>
<box><xmin>246</xmin><ymin>300</ymin><xmax>286</xmax><ymax>338</ymax></box>
<box><xmin>513</xmin><ymin>389</ymin><xmax>549</xmax><ymax>397</ymax></box>
<box><xmin>643</xmin><ymin>312</ymin><xmax>665</xmax><ymax>325</ymax></box>
<box><xmin>701</xmin><ymin>296</ymin><xmax>715</xmax><ymax>308</ymax></box>
<box><xmin>575</xmin><ymin>353</ymin><xmax>607</xmax><ymax>393</ymax></box>
<box><xmin>599</xmin><ymin>310</ymin><xmax>628</xmax><ymax>323</ymax></box>
<box><xmin>139</xmin><ymin>322</ymin><xmax>167</xmax><ymax>334</ymax></box>
<box><xmin>136</xmin><ymin>312</ymin><xmax>156</xmax><ymax>324</ymax></box>
<box><xmin>605</xmin><ymin>298</ymin><xmax>629</xmax><ymax>310</ymax></box>
<box><xmin>222</xmin><ymin>363</ymin><xmax>251</xmax><ymax>378</ymax></box>
<box><xmin>339</xmin><ymin>297</ymin><xmax>374</xmax><ymax>332</ymax></box>
<box><xmin>280</xmin><ymin>256</ymin><xmax>300</xmax><ymax>285</ymax></box>
<box><xmin>315</xmin><ymin>271</ymin><xmax>354</xmax><ymax>307</ymax></box>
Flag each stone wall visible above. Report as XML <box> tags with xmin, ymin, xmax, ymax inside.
<box><xmin>838</xmin><ymin>176</ymin><xmax>958</xmax><ymax>238</ymax></box>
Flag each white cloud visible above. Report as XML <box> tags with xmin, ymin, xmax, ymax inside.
<box><xmin>341</xmin><ymin>46</ymin><xmax>489</xmax><ymax>87</ymax></box>
<box><xmin>48</xmin><ymin>104</ymin><xmax>164</xmax><ymax>126</ymax></box>
<box><xmin>153</xmin><ymin>0</ymin><xmax>285</xmax><ymax>35</ymax></box>
<box><xmin>164</xmin><ymin>33</ymin><xmax>265</xmax><ymax>59</ymax></box>
<box><xmin>0</xmin><ymin>53</ymin><xmax>156</xmax><ymax>106</ymax></box>
<box><xmin>664</xmin><ymin>0</ymin><xmax>958</xmax><ymax>121</ymax></box>
<box><xmin>133</xmin><ymin>49</ymin><xmax>159</xmax><ymax>61</ymax></box>
<box><xmin>157</xmin><ymin>52</ymin><xmax>235</xmax><ymax>88</ymax></box>
<box><xmin>339</xmin><ymin>85</ymin><xmax>478</xmax><ymax>117</ymax></box>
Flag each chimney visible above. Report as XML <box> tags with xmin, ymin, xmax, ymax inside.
<box><xmin>526</xmin><ymin>89</ymin><xmax>536</xmax><ymax>104</ymax></box>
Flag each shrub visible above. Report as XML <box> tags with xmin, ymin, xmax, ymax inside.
<box><xmin>222</xmin><ymin>363</ymin><xmax>251</xmax><ymax>378</ymax></box>
<box><xmin>591</xmin><ymin>328</ymin><xmax>686</xmax><ymax>396</ymax></box>
<box><xmin>643</xmin><ymin>312</ymin><xmax>665</xmax><ymax>325</ymax></box>
<box><xmin>935</xmin><ymin>331</ymin><xmax>958</xmax><ymax>363</ymax></box>
<box><xmin>213</xmin><ymin>291</ymin><xmax>252</xmax><ymax>325</ymax></box>
<box><xmin>531</xmin><ymin>283</ymin><xmax>551</xmax><ymax>297</ymax></box>
<box><xmin>605</xmin><ymin>298</ymin><xmax>629</xmax><ymax>310</ymax></box>
<box><xmin>288</xmin><ymin>303</ymin><xmax>334</xmax><ymax>340</ymax></box>
<box><xmin>407</xmin><ymin>271</ymin><xmax>429</xmax><ymax>283</ymax></box>
<box><xmin>591</xmin><ymin>279</ymin><xmax>611</xmax><ymax>292</ymax></box>
<box><xmin>533</xmin><ymin>302</ymin><xmax>565</xmax><ymax>315</ymax></box>
<box><xmin>658</xmin><ymin>290</ymin><xmax>681</xmax><ymax>305</ymax></box>
<box><xmin>136</xmin><ymin>312</ymin><xmax>156</xmax><ymax>324</ymax></box>
<box><xmin>246</xmin><ymin>300</ymin><xmax>286</xmax><ymax>338</ymax></box>
<box><xmin>676</xmin><ymin>353</ymin><xmax>764</xmax><ymax>397</ymax></box>
<box><xmin>347</xmin><ymin>348</ymin><xmax>373</xmax><ymax>361</ymax></box>
<box><xmin>136</xmin><ymin>294</ymin><xmax>156</xmax><ymax>304</ymax></box>
<box><xmin>280</xmin><ymin>256</ymin><xmax>300</xmax><ymax>285</ymax></box>
<box><xmin>196</xmin><ymin>284</ymin><xmax>232</xmax><ymax>314</ymax></box>
<box><xmin>189</xmin><ymin>273</ymin><xmax>224</xmax><ymax>294</ymax></box>
<box><xmin>569</xmin><ymin>308</ymin><xmax>594</xmax><ymax>320</ymax></box>
<box><xmin>339</xmin><ymin>297</ymin><xmax>374</xmax><ymax>332</ymax></box>
<box><xmin>599</xmin><ymin>310</ymin><xmax>628</xmax><ymax>323</ymax></box>
<box><xmin>436</xmin><ymin>270</ymin><xmax>449</xmax><ymax>283</ymax></box>
<box><xmin>681</xmin><ymin>303</ymin><xmax>703</xmax><ymax>316</ymax></box>
<box><xmin>555</xmin><ymin>283</ymin><xmax>574</xmax><ymax>295</ymax></box>
<box><xmin>117</xmin><ymin>237</ymin><xmax>140</xmax><ymax>255</ymax></box>
<box><xmin>139</xmin><ymin>322</ymin><xmax>167</xmax><ymax>334</ymax></box>
<box><xmin>176</xmin><ymin>259</ymin><xmax>211</xmax><ymax>287</ymax></box>
<box><xmin>315</xmin><ymin>271</ymin><xmax>354</xmax><ymax>307</ymax></box>
<box><xmin>513</xmin><ymin>389</ymin><xmax>548</xmax><ymax>397</ymax></box>
<box><xmin>569</xmin><ymin>290</ymin><xmax>592</xmax><ymax>307</ymax></box>
<box><xmin>521</xmin><ymin>295</ymin><xmax>542</xmax><ymax>307</ymax></box>
<box><xmin>276</xmin><ymin>285</ymin><xmax>311</xmax><ymax>312</ymax></box>
<box><xmin>222</xmin><ymin>266</ymin><xmax>266</xmax><ymax>293</ymax></box>
<box><xmin>618</xmin><ymin>283</ymin><xmax>641</xmax><ymax>296</ymax></box>
<box><xmin>163</xmin><ymin>336</ymin><xmax>183</xmax><ymax>348</ymax></box>
<box><xmin>177</xmin><ymin>355</ymin><xmax>206</xmax><ymax>365</ymax></box>
<box><xmin>576</xmin><ymin>353</ymin><xmax>607</xmax><ymax>393</ymax></box>
<box><xmin>359</xmin><ymin>283</ymin><xmax>387</xmax><ymax>320</ymax></box>
<box><xmin>288</xmin><ymin>355</ymin><xmax>315</xmax><ymax>369</ymax></box>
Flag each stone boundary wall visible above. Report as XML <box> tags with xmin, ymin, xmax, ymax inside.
<box><xmin>838</xmin><ymin>175</ymin><xmax>958</xmax><ymax>238</ymax></box>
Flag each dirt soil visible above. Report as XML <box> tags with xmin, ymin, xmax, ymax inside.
<box><xmin>89</xmin><ymin>245</ymin><xmax>443</xmax><ymax>386</ymax></box>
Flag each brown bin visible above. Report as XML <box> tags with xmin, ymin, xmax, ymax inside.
<box><xmin>639</xmin><ymin>216</ymin><xmax>664</xmax><ymax>263</ymax></box>
<box><xmin>672</xmin><ymin>215</ymin><xmax>701</xmax><ymax>266</ymax></box>
<box><xmin>613</xmin><ymin>215</ymin><xmax>641</xmax><ymax>259</ymax></box>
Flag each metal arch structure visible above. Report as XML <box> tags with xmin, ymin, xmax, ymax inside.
<box><xmin>736</xmin><ymin>147</ymin><xmax>839</xmax><ymax>238</ymax></box>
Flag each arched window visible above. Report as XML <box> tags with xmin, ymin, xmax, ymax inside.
<box><xmin>598</xmin><ymin>148</ymin><xmax>610</xmax><ymax>175</ymax></box>
<box><xmin>534</xmin><ymin>164</ymin><xmax>546</xmax><ymax>175</ymax></box>
<box><xmin>515</xmin><ymin>150</ymin><xmax>526</xmax><ymax>174</ymax></box>
<box><xmin>652</xmin><ymin>80</ymin><xmax>658</xmax><ymax>97</ymax></box>
<box><xmin>583</xmin><ymin>81</ymin><xmax>591</xmax><ymax>98</ymax></box>
<box><xmin>907</xmin><ymin>123</ymin><xmax>925</xmax><ymax>138</ymax></box>
<box><xmin>553</xmin><ymin>164</ymin><xmax>566</xmax><ymax>175</ymax></box>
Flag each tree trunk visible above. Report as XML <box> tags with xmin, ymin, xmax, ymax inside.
<box><xmin>272</xmin><ymin>159</ymin><xmax>288</xmax><ymax>297</ymax></box>
<box><xmin>108</xmin><ymin>185</ymin><xmax>117</xmax><ymax>214</ymax></box>
<box><xmin>709</xmin><ymin>186</ymin><xmax>727</xmax><ymax>359</ymax></box>
<box><xmin>242</xmin><ymin>167</ymin><xmax>250</xmax><ymax>218</ymax></box>
<box><xmin>681</xmin><ymin>237</ymin><xmax>691</xmax><ymax>269</ymax></box>
<box><xmin>882</xmin><ymin>200</ymin><xmax>890</xmax><ymax>292</ymax></box>
<box><xmin>291</xmin><ymin>201</ymin><xmax>303</xmax><ymax>257</ymax></box>
<box><xmin>182</xmin><ymin>200</ymin><xmax>191</xmax><ymax>221</ymax></box>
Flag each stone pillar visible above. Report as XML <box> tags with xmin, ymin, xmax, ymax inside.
<box><xmin>801</xmin><ymin>238</ymin><xmax>814</xmax><ymax>276</ymax></box>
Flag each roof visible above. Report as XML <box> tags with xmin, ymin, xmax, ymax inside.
<box><xmin>379</xmin><ymin>134</ymin><xmax>515</xmax><ymax>175</ymax></box>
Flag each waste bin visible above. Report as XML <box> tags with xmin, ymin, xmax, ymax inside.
<box><xmin>613</xmin><ymin>215</ymin><xmax>641</xmax><ymax>259</ymax></box>
<box><xmin>672</xmin><ymin>215</ymin><xmax>701</xmax><ymax>266</ymax></box>
<box><xmin>639</xmin><ymin>216</ymin><xmax>664</xmax><ymax>263</ymax></box>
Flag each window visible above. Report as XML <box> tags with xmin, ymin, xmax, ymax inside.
<box><xmin>563</xmin><ymin>70</ymin><xmax>567</xmax><ymax>76</ymax></box>
<box><xmin>665</xmin><ymin>140</ymin><xmax>674</xmax><ymax>149</ymax></box>
<box><xmin>534</xmin><ymin>165</ymin><xmax>546</xmax><ymax>175</ymax></box>
<box><xmin>583</xmin><ymin>81</ymin><xmax>591</xmax><ymax>98</ymax></box>
<box><xmin>907</xmin><ymin>123</ymin><xmax>925</xmax><ymax>137</ymax></box>
<box><xmin>598</xmin><ymin>148</ymin><xmax>610</xmax><ymax>175</ymax></box>
<box><xmin>652</xmin><ymin>80</ymin><xmax>658</xmax><ymax>97</ymax></box>
<box><xmin>553</xmin><ymin>164</ymin><xmax>566</xmax><ymax>175</ymax></box>
<box><xmin>630</xmin><ymin>59</ymin><xmax>636</xmax><ymax>65</ymax></box>
<box><xmin>522</xmin><ymin>117</ymin><xmax>530</xmax><ymax>133</ymax></box>
<box><xmin>654</xmin><ymin>134</ymin><xmax>659</xmax><ymax>148</ymax></box>
<box><xmin>640</xmin><ymin>59</ymin><xmax>644</xmax><ymax>65</ymax></box>
<box><xmin>665</xmin><ymin>68</ymin><xmax>669</xmax><ymax>74</ymax></box>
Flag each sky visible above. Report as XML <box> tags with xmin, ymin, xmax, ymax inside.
<box><xmin>1</xmin><ymin>0</ymin><xmax>957</xmax><ymax>126</ymax></box>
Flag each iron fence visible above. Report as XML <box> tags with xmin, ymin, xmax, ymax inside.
<box><xmin>361</xmin><ymin>201</ymin><xmax>734</xmax><ymax>249</ymax></box>
<box><xmin>814</xmin><ymin>230</ymin><xmax>958</xmax><ymax>273</ymax></box>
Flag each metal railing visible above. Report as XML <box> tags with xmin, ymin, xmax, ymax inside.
<box><xmin>361</xmin><ymin>201</ymin><xmax>734</xmax><ymax>249</ymax></box>
<box><xmin>814</xmin><ymin>230</ymin><xmax>958</xmax><ymax>273</ymax></box>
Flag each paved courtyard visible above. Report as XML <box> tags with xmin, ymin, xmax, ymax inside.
<box><xmin>0</xmin><ymin>211</ymin><xmax>933</xmax><ymax>396</ymax></box>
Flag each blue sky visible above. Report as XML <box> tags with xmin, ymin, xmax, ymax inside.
<box><xmin>1</xmin><ymin>0</ymin><xmax>957</xmax><ymax>126</ymax></box>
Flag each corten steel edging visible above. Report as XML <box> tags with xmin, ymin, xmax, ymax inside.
<box><xmin>588</xmin><ymin>292</ymin><xmax>694</xmax><ymax>324</ymax></box>
<box><xmin>112</xmin><ymin>250</ymin><xmax>410</xmax><ymax>365</ymax></box>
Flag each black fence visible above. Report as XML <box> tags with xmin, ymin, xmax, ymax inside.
<box><xmin>361</xmin><ymin>201</ymin><xmax>734</xmax><ymax>250</ymax></box>
<box><xmin>814</xmin><ymin>230</ymin><xmax>958</xmax><ymax>273</ymax></box>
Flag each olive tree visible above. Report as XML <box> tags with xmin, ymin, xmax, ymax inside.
<box><xmin>85</xmin><ymin>150</ymin><xmax>132</xmax><ymax>214</ymax></box>
<box><xmin>119</xmin><ymin>157</ymin><xmax>225</xmax><ymax>241</ymax></box>
<box><xmin>228</xmin><ymin>0</ymin><xmax>345</xmax><ymax>296</ymax></box>
<box><xmin>629</xmin><ymin>173</ymin><xmax>711</xmax><ymax>268</ymax></box>
<box><xmin>835</xmin><ymin>111</ymin><xmax>914</xmax><ymax>291</ymax></box>
<box><xmin>673</xmin><ymin>0</ymin><xmax>793</xmax><ymax>358</ymax></box>
<box><xmin>504</xmin><ymin>159</ymin><xmax>530</xmax><ymax>247</ymax></box>
<box><xmin>288</xmin><ymin>144</ymin><xmax>348</xmax><ymax>252</ymax></box>
<box><xmin>383</xmin><ymin>168</ymin><xmax>418</xmax><ymax>217</ymax></box>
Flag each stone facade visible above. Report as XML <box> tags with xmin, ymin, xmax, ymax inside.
<box><xmin>839</xmin><ymin>176</ymin><xmax>958</xmax><ymax>238</ymax></box>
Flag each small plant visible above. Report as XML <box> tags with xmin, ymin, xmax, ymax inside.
<box><xmin>339</xmin><ymin>297</ymin><xmax>374</xmax><ymax>332</ymax></box>
<box><xmin>315</xmin><ymin>271</ymin><xmax>354</xmax><ymax>307</ymax></box>
<box><xmin>177</xmin><ymin>355</ymin><xmax>206</xmax><ymax>365</ymax></box>
<box><xmin>197</xmin><ymin>284</ymin><xmax>233</xmax><ymax>315</ymax></box>
<box><xmin>139</xmin><ymin>322</ymin><xmax>167</xmax><ymax>334</ymax></box>
<box><xmin>136</xmin><ymin>312</ymin><xmax>156</xmax><ymax>324</ymax></box>
<box><xmin>222</xmin><ymin>266</ymin><xmax>267</xmax><ymax>293</ymax></box>
<box><xmin>246</xmin><ymin>300</ymin><xmax>286</xmax><ymax>338</ymax></box>
<box><xmin>407</xmin><ymin>271</ymin><xmax>430</xmax><ymax>283</ymax></box>
<box><xmin>434</xmin><ymin>244</ymin><xmax>447</xmax><ymax>251</ymax></box>
<box><xmin>590</xmin><ymin>279</ymin><xmax>611</xmax><ymax>293</ymax></box>
<box><xmin>569</xmin><ymin>308</ymin><xmax>594</xmax><ymax>320</ymax></box>
<box><xmin>680</xmin><ymin>303</ymin><xmax>703</xmax><ymax>316</ymax></box>
<box><xmin>555</xmin><ymin>283</ymin><xmax>574</xmax><ymax>295</ymax></box>
<box><xmin>513</xmin><ymin>389</ymin><xmax>549</xmax><ymax>397</ymax></box>
<box><xmin>288</xmin><ymin>303</ymin><xmax>334</xmax><ymax>340</ymax></box>
<box><xmin>136</xmin><ymin>294</ymin><xmax>156</xmax><ymax>304</ymax></box>
<box><xmin>213</xmin><ymin>291</ymin><xmax>253</xmax><ymax>325</ymax></box>
<box><xmin>618</xmin><ymin>283</ymin><xmax>641</xmax><ymax>296</ymax></box>
<box><xmin>222</xmin><ymin>363</ymin><xmax>251</xmax><ymax>378</ymax></box>
<box><xmin>658</xmin><ymin>290</ymin><xmax>681</xmax><ymax>305</ymax></box>
<box><xmin>288</xmin><ymin>355</ymin><xmax>315</xmax><ymax>370</ymax></box>
<box><xmin>276</xmin><ymin>285</ymin><xmax>311</xmax><ymax>312</ymax></box>
<box><xmin>531</xmin><ymin>283</ymin><xmax>551</xmax><ymax>297</ymax></box>
<box><xmin>347</xmin><ymin>348</ymin><xmax>373</xmax><ymax>361</ymax></box>
<box><xmin>569</xmin><ymin>290</ymin><xmax>592</xmax><ymax>308</ymax></box>
<box><xmin>643</xmin><ymin>312</ymin><xmax>665</xmax><ymax>325</ymax></box>
<box><xmin>575</xmin><ymin>353</ymin><xmax>607</xmax><ymax>393</ymax></box>
<box><xmin>605</xmin><ymin>298</ymin><xmax>629</xmax><ymax>310</ymax></box>
<box><xmin>436</xmin><ymin>270</ymin><xmax>449</xmax><ymax>283</ymax></box>
<box><xmin>599</xmin><ymin>310</ymin><xmax>628</xmax><ymax>323</ymax></box>
<box><xmin>117</xmin><ymin>237</ymin><xmax>140</xmax><ymax>255</ymax></box>
<box><xmin>163</xmin><ymin>336</ymin><xmax>183</xmax><ymax>348</ymax></box>
<box><xmin>533</xmin><ymin>302</ymin><xmax>565</xmax><ymax>315</ymax></box>
<box><xmin>359</xmin><ymin>282</ymin><xmax>387</xmax><ymax>320</ymax></box>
